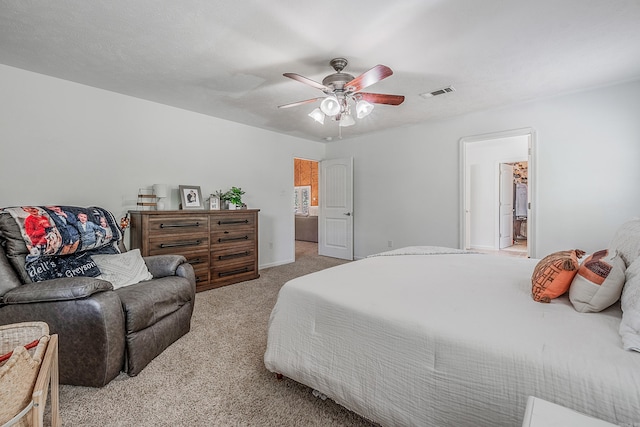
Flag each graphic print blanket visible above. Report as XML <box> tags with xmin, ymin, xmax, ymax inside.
<box><xmin>2</xmin><ymin>206</ymin><xmax>122</xmax><ymax>282</ymax></box>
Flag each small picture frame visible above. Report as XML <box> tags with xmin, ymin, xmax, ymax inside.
<box><xmin>209</xmin><ymin>195</ymin><xmax>220</xmax><ymax>210</ymax></box>
<box><xmin>179</xmin><ymin>185</ymin><xmax>204</xmax><ymax>210</ymax></box>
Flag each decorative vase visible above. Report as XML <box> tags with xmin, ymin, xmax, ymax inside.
<box><xmin>228</xmin><ymin>202</ymin><xmax>236</xmax><ymax>210</ymax></box>
<box><xmin>153</xmin><ymin>184</ymin><xmax>168</xmax><ymax>210</ymax></box>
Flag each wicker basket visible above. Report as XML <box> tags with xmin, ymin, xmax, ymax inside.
<box><xmin>0</xmin><ymin>322</ymin><xmax>50</xmax><ymax>427</ymax></box>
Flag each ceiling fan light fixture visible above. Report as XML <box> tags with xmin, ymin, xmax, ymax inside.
<box><xmin>280</xmin><ymin>58</ymin><xmax>404</xmax><ymax>134</ymax></box>
<box><xmin>320</xmin><ymin>96</ymin><xmax>341</xmax><ymax>117</ymax></box>
<box><xmin>355</xmin><ymin>100</ymin><xmax>374</xmax><ymax>118</ymax></box>
<box><xmin>339</xmin><ymin>114</ymin><xmax>355</xmax><ymax>127</ymax></box>
<box><xmin>308</xmin><ymin>108</ymin><xmax>325</xmax><ymax>124</ymax></box>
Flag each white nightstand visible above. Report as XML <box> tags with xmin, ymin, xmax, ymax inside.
<box><xmin>522</xmin><ymin>396</ymin><xmax>617</xmax><ymax>427</ymax></box>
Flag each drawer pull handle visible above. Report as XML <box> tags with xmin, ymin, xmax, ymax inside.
<box><xmin>188</xmin><ymin>258</ymin><xmax>205</xmax><ymax>265</ymax></box>
<box><xmin>160</xmin><ymin>222</ymin><xmax>201</xmax><ymax>228</ymax></box>
<box><xmin>218</xmin><ymin>267</ymin><xmax>250</xmax><ymax>277</ymax></box>
<box><xmin>218</xmin><ymin>219</ymin><xmax>249</xmax><ymax>225</ymax></box>
<box><xmin>195</xmin><ymin>276</ymin><xmax>207</xmax><ymax>283</ymax></box>
<box><xmin>218</xmin><ymin>235</ymin><xmax>249</xmax><ymax>243</ymax></box>
<box><xmin>218</xmin><ymin>251</ymin><xmax>249</xmax><ymax>261</ymax></box>
<box><xmin>160</xmin><ymin>240</ymin><xmax>202</xmax><ymax>248</ymax></box>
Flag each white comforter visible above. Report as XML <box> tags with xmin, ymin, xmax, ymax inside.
<box><xmin>264</xmin><ymin>248</ymin><xmax>640</xmax><ymax>426</ymax></box>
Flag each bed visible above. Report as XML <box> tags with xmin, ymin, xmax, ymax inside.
<box><xmin>264</xmin><ymin>245</ymin><xmax>640</xmax><ymax>426</ymax></box>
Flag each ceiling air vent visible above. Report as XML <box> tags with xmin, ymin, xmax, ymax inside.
<box><xmin>420</xmin><ymin>86</ymin><xmax>455</xmax><ymax>98</ymax></box>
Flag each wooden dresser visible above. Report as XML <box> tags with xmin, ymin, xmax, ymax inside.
<box><xmin>128</xmin><ymin>209</ymin><xmax>259</xmax><ymax>292</ymax></box>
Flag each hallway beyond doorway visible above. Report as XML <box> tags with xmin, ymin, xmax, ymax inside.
<box><xmin>475</xmin><ymin>239</ymin><xmax>528</xmax><ymax>258</ymax></box>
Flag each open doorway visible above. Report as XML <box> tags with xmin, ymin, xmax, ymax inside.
<box><xmin>293</xmin><ymin>158</ymin><xmax>319</xmax><ymax>259</ymax></box>
<box><xmin>498</xmin><ymin>161</ymin><xmax>528</xmax><ymax>256</ymax></box>
<box><xmin>460</xmin><ymin>129</ymin><xmax>536</xmax><ymax>258</ymax></box>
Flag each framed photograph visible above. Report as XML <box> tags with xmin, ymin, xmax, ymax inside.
<box><xmin>209</xmin><ymin>195</ymin><xmax>220</xmax><ymax>210</ymax></box>
<box><xmin>179</xmin><ymin>185</ymin><xmax>204</xmax><ymax>210</ymax></box>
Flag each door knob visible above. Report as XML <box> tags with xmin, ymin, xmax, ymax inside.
<box><xmin>343</xmin><ymin>212</ymin><xmax>351</xmax><ymax>216</ymax></box>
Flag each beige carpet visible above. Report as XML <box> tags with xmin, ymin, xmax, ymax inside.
<box><xmin>50</xmin><ymin>242</ymin><xmax>377</xmax><ymax>426</ymax></box>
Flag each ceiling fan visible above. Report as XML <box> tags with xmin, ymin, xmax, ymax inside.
<box><xmin>278</xmin><ymin>58</ymin><xmax>404</xmax><ymax>128</ymax></box>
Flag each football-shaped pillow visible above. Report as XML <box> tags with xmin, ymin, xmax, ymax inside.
<box><xmin>532</xmin><ymin>249</ymin><xmax>585</xmax><ymax>303</ymax></box>
<box><xmin>570</xmin><ymin>249</ymin><xmax>626</xmax><ymax>312</ymax></box>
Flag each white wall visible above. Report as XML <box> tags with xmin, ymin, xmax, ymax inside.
<box><xmin>327</xmin><ymin>79</ymin><xmax>640</xmax><ymax>258</ymax></box>
<box><xmin>3</xmin><ymin>64</ymin><xmax>639</xmax><ymax>263</ymax></box>
<box><xmin>0</xmin><ymin>64</ymin><xmax>326</xmax><ymax>268</ymax></box>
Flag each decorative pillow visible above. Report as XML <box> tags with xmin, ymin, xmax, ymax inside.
<box><xmin>92</xmin><ymin>249</ymin><xmax>153</xmax><ymax>289</ymax></box>
<box><xmin>619</xmin><ymin>256</ymin><xmax>640</xmax><ymax>352</ymax></box>
<box><xmin>609</xmin><ymin>217</ymin><xmax>640</xmax><ymax>268</ymax></box>
<box><xmin>531</xmin><ymin>249</ymin><xmax>585</xmax><ymax>302</ymax></box>
<box><xmin>569</xmin><ymin>249</ymin><xmax>626</xmax><ymax>312</ymax></box>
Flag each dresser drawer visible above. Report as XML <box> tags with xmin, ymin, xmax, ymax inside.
<box><xmin>211</xmin><ymin>229</ymin><xmax>255</xmax><ymax>246</ymax></box>
<box><xmin>210</xmin><ymin>258</ymin><xmax>257</xmax><ymax>286</ymax></box>
<box><xmin>210</xmin><ymin>212</ymin><xmax>256</xmax><ymax>231</ymax></box>
<box><xmin>182</xmin><ymin>249</ymin><xmax>209</xmax><ymax>268</ymax></box>
<box><xmin>211</xmin><ymin>242</ymin><xmax>256</xmax><ymax>264</ymax></box>
<box><xmin>210</xmin><ymin>242</ymin><xmax>257</xmax><ymax>286</ymax></box>
<box><xmin>190</xmin><ymin>263</ymin><xmax>210</xmax><ymax>286</ymax></box>
<box><xmin>148</xmin><ymin>215</ymin><xmax>209</xmax><ymax>237</ymax></box>
<box><xmin>147</xmin><ymin>235</ymin><xmax>208</xmax><ymax>256</ymax></box>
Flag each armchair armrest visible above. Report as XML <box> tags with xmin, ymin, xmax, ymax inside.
<box><xmin>143</xmin><ymin>254</ymin><xmax>187</xmax><ymax>278</ymax></box>
<box><xmin>2</xmin><ymin>277</ymin><xmax>113</xmax><ymax>304</ymax></box>
<box><xmin>143</xmin><ymin>255</ymin><xmax>196</xmax><ymax>291</ymax></box>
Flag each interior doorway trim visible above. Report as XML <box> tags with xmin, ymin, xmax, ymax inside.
<box><xmin>459</xmin><ymin>127</ymin><xmax>537</xmax><ymax>258</ymax></box>
<box><xmin>292</xmin><ymin>156</ymin><xmax>321</xmax><ymax>261</ymax></box>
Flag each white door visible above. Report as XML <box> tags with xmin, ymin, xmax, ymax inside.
<box><xmin>499</xmin><ymin>163</ymin><xmax>514</xmax><ymax>249</ymax></box>
<box><xmin>319</xmin><ymin>158</ymin><xmax>353</xmax><ymax>260</ymax></box>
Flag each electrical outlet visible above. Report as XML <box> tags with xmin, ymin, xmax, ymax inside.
<box><xmin>387</xmin><ymin>240</ymin><xmax>393</xmax><ymax>248</ymax></box>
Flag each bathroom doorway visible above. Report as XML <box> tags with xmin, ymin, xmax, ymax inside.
<box><xmin>498</xmin><ymin>160</ymin><xmax>528</xmax><ymax>256</ymax></box>
<box><xmin>460</xmin><ymin>128</ymin><xmax>536</xmax><ymax>258</ymax></box>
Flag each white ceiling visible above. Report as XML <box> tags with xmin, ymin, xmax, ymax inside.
<box><xmin>2</xmin><ymin>0</ymin><xmax>640</xmax><ymax>142</ymax></box>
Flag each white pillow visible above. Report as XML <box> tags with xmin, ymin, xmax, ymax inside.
<box><xmin>619</xmin><ymin>256</ymin><xmax>640</xmax><ymax>352</ymax></box>
<box><xmin>569</xmin><ymin>249</ymin><xmax>626</xmax><ymax>313</ymax></box>
<box><xmin>92</xmin><ymin>249</ymin><xmax>153</xmax><ymax>289</ymax></box>
<box><xmin>609</xmin><ymin>217</ymin><xmax>640</xmax><ymax>268</ymax></box>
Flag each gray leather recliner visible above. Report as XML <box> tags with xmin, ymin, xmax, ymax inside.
<box><xmin>0</xmin><ymin>211</ymin><xmax>196</xmax><ymax>387</ymax></box>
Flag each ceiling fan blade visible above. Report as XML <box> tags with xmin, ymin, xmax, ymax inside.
<box><xmin>345</xmin><ymin>65</ymin><xmax>393</xmax><ymax>93</ymax></box>
<box><xmin>277</xmin><ymin>97</ymin><xmax>324</xmax><ymax>109</ymax></box>
<box><xmin>359</xmin><ymin>93</ymin><xmax>405</xmax><ymax>106</ymax></box>
<box><xmin>283</xmin><ymin>73</ymin><xmax>330</xmax><ymax>92</ymax></box>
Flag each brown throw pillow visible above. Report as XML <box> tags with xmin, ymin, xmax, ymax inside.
<box><xmin>532</xmin><ymin>249</ymin><xmax>585</xmax><ymax>303</ymax></box>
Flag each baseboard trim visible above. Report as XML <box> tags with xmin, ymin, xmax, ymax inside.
<box><xmin>259</xmin><ymin>259</ymin><xmax>294</xmax><ymax>270</ymax></box>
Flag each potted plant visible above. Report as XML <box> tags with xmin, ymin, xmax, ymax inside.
<box><xmin>224</xmin><ymin>187</ymin><xmax>245</xmax><ymax>210</ymax></box>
